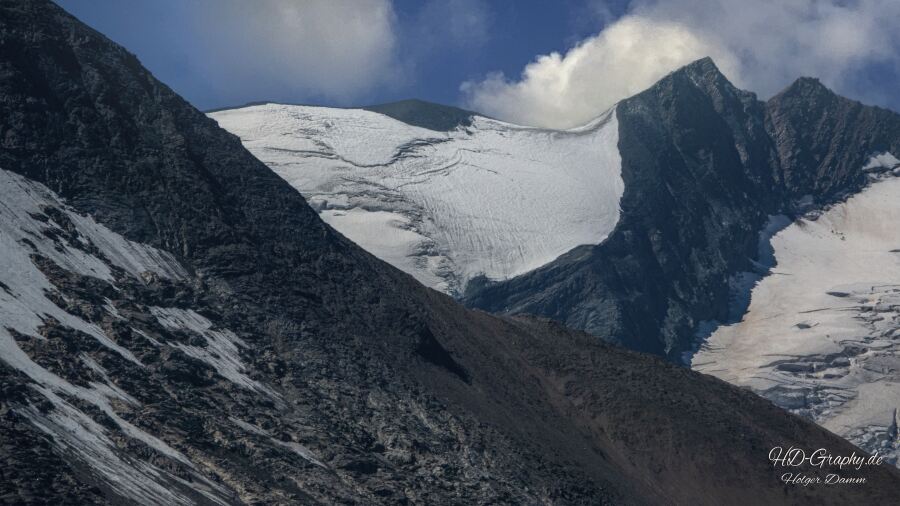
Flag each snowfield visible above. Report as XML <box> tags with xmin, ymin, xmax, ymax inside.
<box><xmin>692</xmin><ymin>162</ymin><xmax>900</xmax><ymax>465</ymax></box>
<box><xmin>211</xmin><ymin>104</ymin><xmax>624</xmax><ymax>296</ymax></box>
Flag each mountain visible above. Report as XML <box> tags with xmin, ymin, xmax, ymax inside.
<box><xmin>466</xmin><ymin>62</ymin><xmax>900</xmax><ymax>463</ymax></box>
<box><xmin>212</xmin><ymin>57</ymin><xmax>900</xmax><ymax>470</ymax></box>
<box><xmin>693</xmin><ymin>173</ymin><xmax>900</xmax><ymax>465</ymax></box>
<box><xmin>212</xmin><ymin>58</ymin><xmax>900</xmax><ymax>361</ymax></box>
<box><xmin>767</xmin><ymin>76</ymin><xmax>900</xmax><ymax>196</ymax></box>
<box><xmin>4</xmin><ymin>1</ymin><xmax>900</xmax><ymax>504</ymax></box>
<box><xmin>461</xmin><ymin>62</ymin><xmax>900</xmax><ymax>462</ymax></box>
<box><xmin>464</xmin><ymin>58</ymin><xmax>900</xmax><ymax>360</ymax></box>
<box><xmin>464</xmin><ymin>58</ymin><xmax>776</xmax><ymax>354</ymax></box>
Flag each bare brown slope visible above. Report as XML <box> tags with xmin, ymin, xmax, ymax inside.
<box><xmin>419</xmin><ymin>293</ymin><xmax>900</xmax><ymax>505</ymax></box>
<box><xmin>0</xmin><ymin>1</ymin><xmax>898</xmax><ymax>504</ymax></box>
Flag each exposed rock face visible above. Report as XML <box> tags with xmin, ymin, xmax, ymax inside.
<box><xmin>2</xmin><ymin>2</ymin><xmax>900</xmax><ymax>505</ymax></box>
<box><xmin>767</xmin><ymin>76</ymin><xmax>900</xmax><ymax>196</ymax></box>
<box><xmin>465</xmin><ymin>58</ymin><xmax>900</xmax><ymax>360</ymax></box>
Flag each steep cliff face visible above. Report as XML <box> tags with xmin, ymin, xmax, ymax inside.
<box><xmin>464</xmin><ymin>59</ymin><xmax>900</xmax><ymax>360</ymax></box>
<box><xmin>3</xmin><ymin>2</ymin><xmax>900</xmax><ymax>505</ymax></box>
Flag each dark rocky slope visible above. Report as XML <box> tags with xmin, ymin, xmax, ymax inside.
<box><xmin>2</xmin><ymin>1</ymin><xmax>900</xmax><ymax>504</ymax></box>
<box><xmin>465</xmin><ymin>58</ymin><xmax>900</xmax><ymax>360</ymax></box>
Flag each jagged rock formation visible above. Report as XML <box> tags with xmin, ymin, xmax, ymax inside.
<box><xmin>2</xmin><ymin>1</ymin><xmax>900</xmax><ymax>505</ymax></box>
<box><xmin>767</xmin><ymin>77</ymin><xmax>900</xmax><ymax>196</ymax></box>
<box><xmin>465</xmin><ymin>58</ymin><xmax>900</xmax><ymax>360</ymax></box>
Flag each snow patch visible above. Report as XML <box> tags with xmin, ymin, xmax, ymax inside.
<box><xmin>151</xmin><ymin>307</ymin><xmax>274</xmax><ymax>395</ymax></box>
<box><xmin>211</xmin><ymin>104</ymin><xmax>624</xmax><ymax>296</ymax></box>
<box><xmin>863</xmin><ymin>151</ymin><xmax>900</xmax><ymax>172</ymax></box>
<box><xmin>319</xmin><ymin>208</ymin><xmax>451</xmax><ymax>291</ymax></box>
<box><xmin>229</xmin><ymin>417</ymin><xmax>326</xmax><ymax>468</ymax></box>
<box><xmin>0</xmin><ymin>168</ymin><xmax>166</xmax><ymax>364</ymax></box>
<box><xmin>21</xmin><ymin>390</ymin><xmax>199</xmax><ymax>506</ymax></box>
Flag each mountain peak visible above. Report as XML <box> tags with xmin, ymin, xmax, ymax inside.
<box><xmin>640</xmin><ymin>56</ymin><xmax>745</xmax><ymax>102</ymax></box>
<box><xmin>632</xmin><ymin>55</ymin><xmax>755</xmax><ymax>112</ymax></box>
<box><xmin>362</xmin><ymin>98</ymin><xmax>477</xmax><ymax>131</ymax></box>
<box><xmin>774</xmin><ymin>76</ymin><xmax>838</xmax><ymax>102</ymax></box>
<box><xmin>674</xmin><ymin>56</ymin><xmax>738</xmax><ymax>93</ymax></box>
<box><xmin>680</xmin><ymin>56</ymin><xmax>720</xmax><ymax>75</ymax></box>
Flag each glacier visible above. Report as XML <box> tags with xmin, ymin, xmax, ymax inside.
<box><xmin>211</xmin><ymin>104</ymin><xmax>624</xmax><ymax>296</ymax></box>
<box><xmin>692</xmin><ymin>159</ymin><xmax>900</xmax><ymax>465</ymax></box>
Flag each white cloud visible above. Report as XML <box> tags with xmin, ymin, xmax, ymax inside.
<box><xmin>462</xmin><ymin>0</ymin><xmax>900</xmax><ymax>129</ymax></box>
<box><xmin>640</xmin><ymin>0</ymin><xmax>900</xmax><ymax>100</ymax></box>
<box><xmin>461</xmin><ymin>16</ymin><xmax>738</xmax><ymax>129</ymax></box>
<box><xmin>193</xmin><ymin>0</ymin><xmax>400</xmax><ymax>104</ymax></box>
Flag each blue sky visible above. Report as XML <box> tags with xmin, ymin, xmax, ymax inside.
<box><xmin>56</xmin><ymin>0</ymin><xmax>900</xmax><ymax>128</ymax></box>
<box><xmin>57</xmin><ymin>0</ymin><xmax>627</xmax><ymax>110</ymax></box>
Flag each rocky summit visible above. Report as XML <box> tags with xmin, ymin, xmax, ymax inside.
<box><xmin>2</xmin><ymin>1</ymin><xmax>900</xmax><ymax>505</ymax></box>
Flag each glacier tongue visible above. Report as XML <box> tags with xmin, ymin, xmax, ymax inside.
<box><xmin>692</xmin><ymin>171</ymin><xmax>900</xmax><ymax>465</ymax></box>
<box><xmin>211</xmin><ymin>104</ymin><xmax>624</xmax><ymax>296</ymax></box>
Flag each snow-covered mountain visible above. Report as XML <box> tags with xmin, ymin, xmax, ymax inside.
<box><xmin>211</xmin><ymin>104</ymin><xmax>623</xmax><ymax>295</ymax></box>
<box><xmin>464</xmin><ymin>62</ymin><xmax>900</xmax><ymax>360</ymax></box>
<box><xmin>211</xmin><ymin>58</ymin><xmax>900</xmax><ymax>472</ymax></box>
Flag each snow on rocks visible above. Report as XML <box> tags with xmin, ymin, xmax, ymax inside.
<box><xmin>151</xmin><ymin>306</ymin><xmax>274</xmax><ymax>395</ymax></box>
<box><xmin>692</xmin><ymin>176</ymin><xmax>900</xmax><ymax>465</ymax></box>
<box><xmin>862</xmin><ymin>151</ymin><xmax>900</xmax><ymax>173</ymax></box>
<box><xmin>229</xmin><ymin>417</ymin><xmax>326</xmax><ymax>468</ymax></box>
<box><xmin>0</xmin><ymin>167</ymin><xmax>165</xmax><ymax>366</ymax></box>
<box><xmin>211</xmin><ymin>104</ymin><xmax>624</xmax><ymax>296</ymax></box>
<box><xmin>0</xmin><ymin>168</ymin><xmax>233</xmax><ymax>504</ymax></box>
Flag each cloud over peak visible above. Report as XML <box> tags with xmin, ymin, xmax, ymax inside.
<box><xmin>462</xmin><ymin>0</ymin><xmax>900</xmax><ymax>129</ymax></box>
<box><xmin>461</xmin><ymin>16</ymin><xmax>738</xmax><ymax>129</ymax></box>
